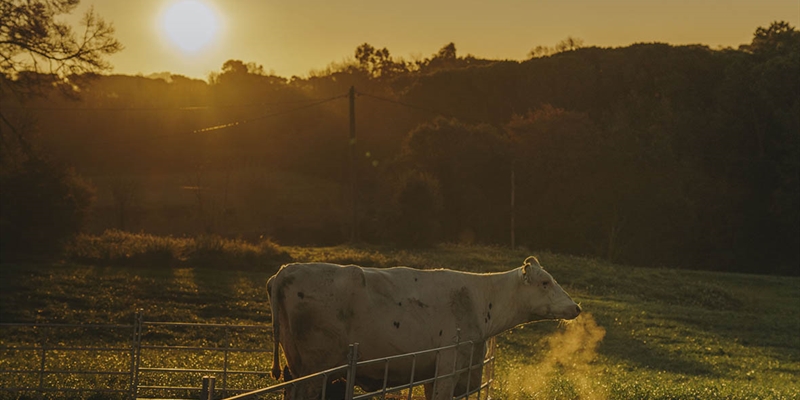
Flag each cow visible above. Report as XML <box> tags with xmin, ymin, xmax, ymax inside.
<box><xmin>267</xmin><ymin>256</ymin><xmax>581</xmax><ymax>399</ymax></box>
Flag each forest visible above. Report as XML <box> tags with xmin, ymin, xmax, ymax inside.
<box><xmin>1</xmin><ymin>22</ymin><xmax>798</xmax><ymax>275</ymax></box>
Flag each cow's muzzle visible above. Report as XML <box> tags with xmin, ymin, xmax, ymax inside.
<box><xmin>561</xmin><ymin>303</ymin><xmax>582</xmax><ymax>320</ymax></box>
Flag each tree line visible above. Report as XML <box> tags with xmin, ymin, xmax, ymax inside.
<box><xmin>2</xmin><ymin>12</ymin><xmax>797</xmax><ymax>274</ymax></box>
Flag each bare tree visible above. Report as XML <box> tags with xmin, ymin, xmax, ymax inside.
<box><xmin>1</xmin><ymin>0</ymin><xmax>123</xmax><ymax>92</ymax></box>
<box><xmin>1</xmin><ymin>0</ymin><xmax>122</xmax><ymax>157</ymax></box>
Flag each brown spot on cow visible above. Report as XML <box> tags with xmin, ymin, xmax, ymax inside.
<box><xmin>337</xmin><ymin>307</ymin><xmax>354</xmax><ymax>322</ymax></box>
<box><xmin>290</xmin><ymin>302</ymin><xmax>314</xmax><ymax>341</ymax></box>
<box><xmin>408</xmin><ymin>298</ymin><xmax>429</xmax><ymax>308</ymax></box>
<box><xmin>275</xmin><ymin>274</ymin><xmax>296</xmax><ymax>303</ymax></box>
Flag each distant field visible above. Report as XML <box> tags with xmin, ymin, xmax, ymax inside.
<box><xmin>1</xmin><ymin>241</ymin><xmax>798</xmax><ymax>399</ymax></box>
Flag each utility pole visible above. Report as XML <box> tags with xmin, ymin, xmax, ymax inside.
<box><xmin>349</xmin><ymin>86</ymin><xmax>357</xmax><ymax>242</ymax></box>
<box><xmin>510</xmin><ymin>166</ymin><xmax>516</xmax><ymax>249</ymax></box>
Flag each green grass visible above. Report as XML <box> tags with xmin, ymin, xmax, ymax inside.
<box><xmin>1</xmin><ymin>241</ymin><xmax>798</xmax><ymax>399</ymax></box>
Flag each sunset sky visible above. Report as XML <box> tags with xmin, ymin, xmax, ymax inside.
<box><xmin>68</xmin><ymin>0</ymin><xmax>799</xmax><ymax>80</ymax></box>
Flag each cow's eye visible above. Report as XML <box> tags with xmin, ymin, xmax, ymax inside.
<box><xmin>542</xmin><ymin>281</ymin><xmax>550</xmax><ymax>288</ymax></box>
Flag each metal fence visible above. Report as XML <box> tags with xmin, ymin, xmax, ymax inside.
<box><xmin>222</xmin><ymin>336</ymin><xmax>495</xmax><ymax>400</ymax></box>
<box><xmin>0</xmin><ymin>311</ymin><xmax>495</xmax><ymax>400</ymax></box>
<box><xmin>0</xmin><ymin>310</ymin><xmax>274</xmax><ymax>400</ymax></box>
<box><xmin>0</xmin><ymin>321</ymin><xmax>137</xmax><ymax>399</ymax></box>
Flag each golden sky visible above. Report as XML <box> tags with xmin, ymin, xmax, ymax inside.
<box><xmin>70</xmin><ymin>0</ymin><xmax>799</xmax><ymax>80</ymax></box>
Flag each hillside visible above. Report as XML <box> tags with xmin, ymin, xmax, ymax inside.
<box><xmin>3</xmin><ymin>23</ymin><xmax>798</xmax><ymax>274</ymax></box>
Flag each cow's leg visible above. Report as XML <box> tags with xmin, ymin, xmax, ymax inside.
<box><xmin>325</xmin><ymin>378</ymin><xmax>347</xmax><ymax>400</ymax></box>
<box><xmin>428</xmin><ymin>379</ymin><xmax>455</xmax><ymax>400</ymax></box>
<box><xmin>428</xmin><ymin>350</ymin><xmax>458</xmax><ymax>400</ymax></box>
<box><xmin>423</xmin><ymin>383</ymin><xmax>434</xmax><ymax>400</ymax></box>
<box><xmin>284</xmin><ymin>381</ymin><xmax>323</xmax><ymax>400</ymax></box>
<box><xmin>278</xmin><ymin>366</ymin><xmax>325</xmax><ymax>400</ymax></box>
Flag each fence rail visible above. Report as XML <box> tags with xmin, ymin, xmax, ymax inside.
<box><xmin>223</xmin><ymin>336</ymin><xmax>495</xmax><ymax>400</ymax></box>
<box><xmin>0</xmin><ymin>310</ymin><xmax>274</xmax><ymax>400</ymax></box>
<box><xmin>1</xmin><ymin>310</ymin><xmax>495</xmax><ymax>400</ymax></box>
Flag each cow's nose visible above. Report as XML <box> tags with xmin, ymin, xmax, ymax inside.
<box><xmin>575</xmin><ymin>304</ymin><xmax>582</xmax><ymax>315</ymax></box>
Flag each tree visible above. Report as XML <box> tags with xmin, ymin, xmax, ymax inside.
<box><xmin>0</xmin><ymin>155</ymin><xmax>95</xmax><ymax>259</ymax></box>
<box><xmin>1</xmin><ymin>0</ymin><xmax>122</xmax><ymax>157</ymax></box>
<box><xmin>738</xmin><ymin>21</ymin><xmax>800</xmax><ymax>272</ymax></box>
<box><xmin>506</xmin><ymin>106</ymin><xmax>607</xmax><ymax>257</ymax></box>
<box><xmin>401</xmin><ymin>117</ymin><xmax>509</xmax><ymax>242</ymax></box>
<box><xmin>555</xmin><ymin>36</ymin><xmax>585</xmax><ymax>52</ymax></box>
<box><xmin>418</xmin><ymin>42</ymin><xmax>459</xmax><ymax>72</ymax></box>
<box><xmin>0</xmin><ymin>0</ymin><xmax>120</xmax><ymax>260</ymax></box>
<box><xmin>743</xmin><ymin>20</ymin><xmax>800</xmax><ymax>59</ymax></box>
<box><xmin>528</xmin><ymin>36</ymin><xmax>585</xmax><ymax>58</ymax></box>
<box><xmin>0</xmin><ymin>0</ymin><xmax>122</xmax><ymax>95</ymax></box>
<box><xmin>208</xmin><ymin>59</ymin><xmax>288</xmax><ymax>103</ymax></box>
<box><xmin>354</xmin><ymin>43</ymin><xmax>407</xmax><ymax>79</ymax></box>
<box><xmin>386</xmin><ymin>171</ymin><xmax>443</xmax><ymax>246</ymax></box>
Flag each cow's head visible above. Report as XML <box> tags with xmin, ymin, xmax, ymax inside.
<box><xmin>520</xmin><ymin>256</ymin><xmax>581</xmax><ymax>320</ymax></box>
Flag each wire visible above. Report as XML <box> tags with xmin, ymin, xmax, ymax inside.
<box><xmin>53</xmin><ymin>92</ymin><xmax>348</xmax><ymax>148</ymax></box>
<box><xmin>190</xmin><ymin>94</ymin><xmax>348</xmax><ymax>134</ymax></box>
<box><xmin>1</xmin><ymin>96</ymin><xmax>347</xmax><ymax>112</ymax></box>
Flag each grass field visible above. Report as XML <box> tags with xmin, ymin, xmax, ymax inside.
<box><xmin>1</xmin><ymin>235</ymin><xmax>798</xmax><ymax>399</ymax></box>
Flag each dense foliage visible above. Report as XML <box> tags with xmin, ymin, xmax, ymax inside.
<box><xmin>0</xmin><ymin>155</ymin><xmax>94</xmax><ymax>259</ymax></box>
<box><xmin>1</xmin><ymin>22</ymin><xmax>797</xmax><ymax>274</ymax></box>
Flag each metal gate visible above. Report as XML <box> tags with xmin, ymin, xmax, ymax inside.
<box><xmin>0</xmin><ymin>310</ymin><xmax>495</xmax><ymax>399</ymax></box>
<box><xmin>222</xmin><ymin>337</ymin><xmax>496</xmax><ymax>400</ymax></box>
<box><xmin>0</xmin><ymin>310</ymin><xmax>274</xmax><ymax>399</ymax></box>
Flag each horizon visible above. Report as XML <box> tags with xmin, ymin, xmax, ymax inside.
<box><xmin>63</xmin><ymin>0</ymin><xmax>799</xmax><ymax>81</ymax></box>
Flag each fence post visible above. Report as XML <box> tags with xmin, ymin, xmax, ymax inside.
<box><xmin>37</xmin><ymin>327</ymin><xmax>46</xmax><ymax>400</ymax></box>
<box><xmin>450</xmin><ymin>330</ymin><xmax>461</xmax><ymax>399</ymax></box>
<box><xmin>344</xmin><ymin>343</ymin><xmax>359</xmax><ymax>400</ymax></box>
<box><xmin>485</xmin><ymin>338</ymin><xmax>496</xmax><ymax>400</ymax></box>
<box><xmin>406</xmin><ymin>354</ymin><xmax>417</xmax><ymax>400</ymax></box>
<box><xmin>463</xmin><ymin>342</ymin><xmax>475</xmax><ymax>400</ymax></box>
<box><xmin>131</xmin><ymin>309</ymin><xmax>143</xmax><ymax>400</ymax></box>
<box><xmin>222</xmin><ymin>326</ymin><xmax>230</xmax><ymax>398</ymax></box>
<box><xmin>201</xmin><ymin>375</ymin><xmax>216</xmax><ymax>400</ymax></box>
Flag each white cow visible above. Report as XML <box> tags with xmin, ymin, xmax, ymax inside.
<box><xmin>267</xmin><ymin>256</ymin><xmax>581</xmax><ymax>399</ymax></box>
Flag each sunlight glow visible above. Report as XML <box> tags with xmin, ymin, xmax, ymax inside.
<box><xmin>161</xmin><ymin>0</ymin><xmax>219</xmax><ymax>53</ymax></box>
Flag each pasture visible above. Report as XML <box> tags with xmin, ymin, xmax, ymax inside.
<box><xmin>1</xmin><ymin>239</ymin><xmax>798</xmax><ymax>399</ymax></box>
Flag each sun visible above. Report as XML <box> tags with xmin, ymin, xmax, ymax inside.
<box><xmin>161</xmin><ymin>0</ymin><xmax>219</xmax><ymax>53</ymax></box>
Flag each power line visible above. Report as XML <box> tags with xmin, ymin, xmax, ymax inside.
<box><xmin>191</xmin><ymin>94</ymin><xmax>347</xmax><ymax>133</ymax></box>
<box><xmin>1</xmin><ymin>96</ymin><xmax>346</xmax><ymax>112</ymax></box>
<box><xmin>54</xmin><ymin>92</ymin><xmax>349</xmax><ymax>148</ymax></box>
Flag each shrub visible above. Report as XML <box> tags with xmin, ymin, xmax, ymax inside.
<box><xmin>65</xmin><ymin>230</ymin><xmax>290</xmax><ymax>270</ymax></box>
<box><xmin>0</xmin><ymin>156</ymin><xmax>95</xmax><ymax>261</ymax></box>
<box><xmin>389</xmin><ymin>171</ymin><xmax>443</xmax><ymax>247</ymax></box>
<box><xmin>65</xmin><ymin>230</ymin><xmax>185</xmax><ymax>267</ymax></box>
<box><xmin>184</xmin><ymin>235</ymin><xmax>291</xmax><ymax>270</ymax></box>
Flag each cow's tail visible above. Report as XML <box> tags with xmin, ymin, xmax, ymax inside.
<box><xmin>267</xmin><ymin>274</ymin><xmax>282</xmax><ymax>380</ymax></box>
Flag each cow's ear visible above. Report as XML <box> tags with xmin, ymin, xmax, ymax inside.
<box><xmin>522</xmin><ymin>256</ymin><xmax>540</xmax><ymax>284</ymax></box>
<box><xmin>524</xmin><ymin>256</ymin><xmax>540</xmax><ymax>267</ymax></box>
<box><xmin>521</xmin><ymin>264</ymin><xmax>532</xmax><ymax>284</ymax></box>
